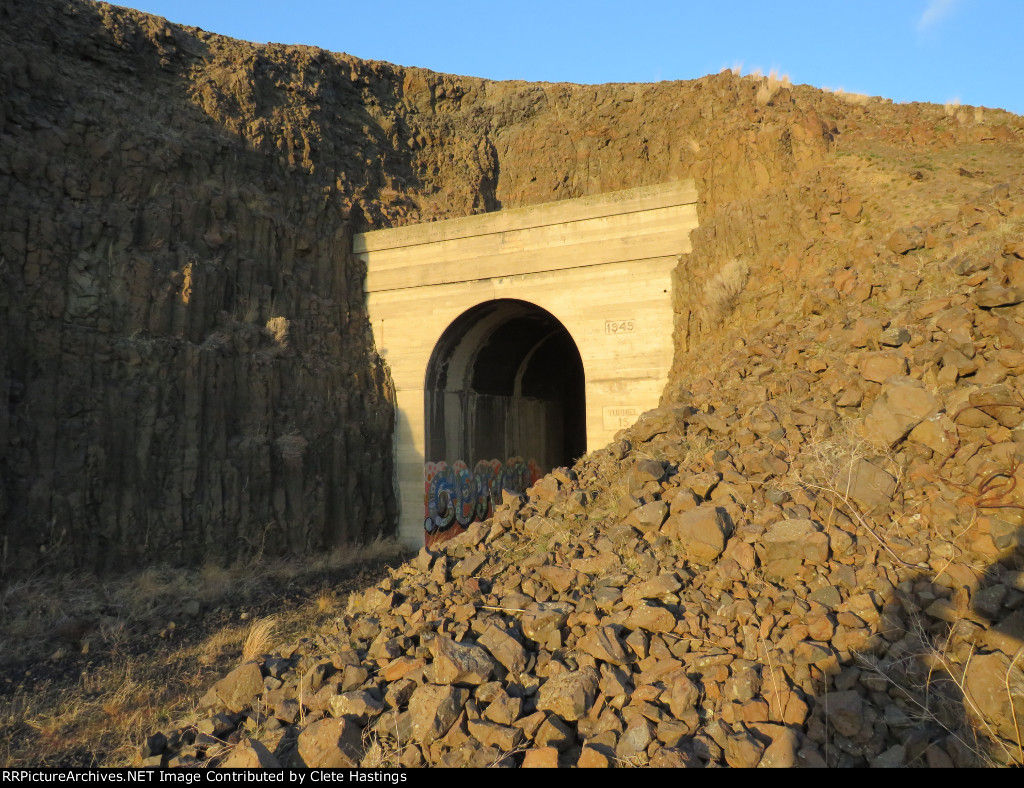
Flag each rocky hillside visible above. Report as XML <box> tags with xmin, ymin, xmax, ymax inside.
<box><xmin>2</xmin><ymin>0</ymin><xmax>1024</xmax><ymax>768</ymax></box>
<box><xmin>149</xmin><ymin>174</ymin><xmax>1024</xmax><ymax>767</ymax></box>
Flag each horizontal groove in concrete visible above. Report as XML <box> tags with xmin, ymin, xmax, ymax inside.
<box><xmin>353</xmin><ymin>179</ymin><xmax>697</xmax><ymax>254</ymax></box>
<box><xmin>363</xmin><ymin>223</ymin><xmax>694</xmax><ymax>293</ymax></box>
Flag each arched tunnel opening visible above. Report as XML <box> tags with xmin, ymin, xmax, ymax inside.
<box><xmin>423</xmin><ymin>299</ymin><xmax>586</xmax><ymax>538</ymax></box>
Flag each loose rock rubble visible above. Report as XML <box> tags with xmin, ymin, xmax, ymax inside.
<box><xmin>143</xmin><ymin>182</ymin><xmax>1024</xmax><ymax>768</ymax></box>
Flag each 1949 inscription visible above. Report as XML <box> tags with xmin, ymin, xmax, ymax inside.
<box><xmin>605</xmin><ymin>319</ymin><xmax>635</xmax><ymax>334</ymax></box>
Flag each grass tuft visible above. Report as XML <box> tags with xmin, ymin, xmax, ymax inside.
<box><xmin>700</xmin><ymin>259</ymin><xmax>750</xmax><ymax>327</ymax></box>
<box><xmin>241</xmin><ymin>617</ymin><xmax>277</xmax><ymax>663</ymax></box>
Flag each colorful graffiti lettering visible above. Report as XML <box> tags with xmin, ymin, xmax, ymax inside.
<box><xmin>424</xmin><ymin>457</ymin><xmax>542</xmax><ymax>546</ymax></box>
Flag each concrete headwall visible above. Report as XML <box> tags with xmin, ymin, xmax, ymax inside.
<box><xmin>355</xmin><ymin>181</ymin><xmax>699</xmax><ymax>545</ymax></box>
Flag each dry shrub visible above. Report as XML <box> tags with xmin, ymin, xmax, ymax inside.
<box><xmin>852</xmin><ymin>615</ymin><xmax>998</xmax><ymax>767</ymax></box>
<box><xmin>200</xmin><ymin>562</ymin><xmax>235</xmax><ymax>598</ymax></box>
<box><xmin>265</xmin><ymin>316</ymin><xmax>289</xmax><ymax>347</ymax></box>
<box><xmin>838</xmin><ymin>92</ymin><xmax>871</xmax><ymax>106</ymax></box>
<box><xmin>316</xmin><ymin>593</ymin><xmax>335</xmax><ymax>613</ymax></box>
<box><xmin>755</xmin><ymin>82</ymin><xmax>775</xmax><ymax>106</ymax></box>
<box><xmin>700</xmin><ymin>259</ymin><xmax>750</xmax><ymax>326</ymax></box>
<box><xmin>241</xmin><ymin>616</ymin><xmax>277</xmax><ymax>662</ymax></box>
<box><xmin>755</xmin><ymin>69</ymin><xmax>791</xmax><ymax>106</ymax></box>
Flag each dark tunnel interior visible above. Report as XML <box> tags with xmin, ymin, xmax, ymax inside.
<box><xmin>424</xmin><ymin>299</ymin><xmax>586</xmax><ymax>472</ymax></box>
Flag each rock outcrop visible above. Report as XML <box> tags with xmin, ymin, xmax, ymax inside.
<box><xmin>0</xmin><ymin>1</ymin><xmax>400</xmax><ymax>573</ymax></box>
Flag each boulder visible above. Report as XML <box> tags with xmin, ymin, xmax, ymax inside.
<box><xmin>964</xmin><ymin>652</ymin><xmax>1024</xmax><ymax>745</ymax></box>
<box><xmin>408</xmin><ymin>684</ymin><xmax>469</xmax><ymax>744</ymax></box>
<box><xmin>839</xmin><ymin>459</ymin><xmax>898</xmax><ymax>512</ymax></box>
<box><xmin>863</xmin><ymin>379</ymin><xmax>940</xmax><ymax>447</ymax></box>
<box><xmin>536</xmin><ymin>668</ymin><xmax>599</xmax><ymax>721</ymax></box>
<box><xmin>211</xmin><ymin>662</ymin><xmax>264</xmax><ymax>713</ymax></box>
<box><xmin>294</xmin><ymin>718</ymin><xmax>364</xmax><ymax>768</ymax></box>
<box><xmin>661</xmin><ymin>505</ymin><xmax>731</xmax><ymax>564</ymax></box>
<box><xmin>430</xmin><ymin>635</ymin><xmax>497</xmax><ymax>685</ymax></box>
<box><xmin>577</xmin><ymin>626</ymin><xmax>633</xmax><ymax>666</ymax></box>
<box><xmin>219</xmin><ymin>739</ymin><xmax>280</xmax><ymax>768</ymax></box>
<box><xmin>759</xmin><ymin>519</ymin><xmax>830</xmax><ymax>572</ymax></box>
<box><xmin>478</xmin><ymin>625</ymin><xmax>529</xmax><ymax>674</ymax></box>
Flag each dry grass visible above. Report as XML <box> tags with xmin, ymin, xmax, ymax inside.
<box><xmin>790</xmin><ymin>412</ymin><xmax>1023</xmax><ymax>765</ymax></box>
<box><xmin>197</xmin><ymin>625</ymin><xmax>247</xmax><ymax>666</ymax></box>
<box><xmin>852</xmin><ymin>602</ymin><xmax>1019</xmax><ymax>767</ymax></box>
<box><xmin>265</xmin><ymin>315</ymin><xmax>289</xmax><ymax>347</ymax></box>
<box><xmin>241</xmin><ymin>300</ymin><xmax>259</xmax><ymax>323</ymax></box>
<box><xmin>1007</xmin><ymin>649</ymin><xmax>1024</xmax><ymax>764</ymax></box>
<box><xmin>241</xmin><ymin>616</ymin><xmax>277</xmax><ymax>663</ymax></box>
<box><xmin>315</xmin><ymin>592</ymin><xmax>335</xmax><ymax>613</ymax></box>
<box><xmin>359</xmin><ymin>717</ymin><xmax>411</xmax><ymax>768</ymax></box>
<box><xmin>755</xmin><ymin>69</ymin><xmax>791</xmax><ymax>106</ymax></box>
<box><xmin>837</xmin><ymin>91</ymin><xmax>872</xmax><ymax>106</ymax></box>
<box><xmin>700</xmin><ymin>259</ymin><xmax>750</xmax><ymax>327</ymax></box>
<box><xmin>0</xmin><ymin>538</ymin><xmax>411</xmax><ymax>767</ymax></box>
<box><xmin>792</xmin><ymin>416</ymin><xmax>935</xmax><ymax>572</ymax></box>
<box><xmin>821</xmin><ymin>85</ymin><xmax>872</xmax><ymax>106</ymax></box>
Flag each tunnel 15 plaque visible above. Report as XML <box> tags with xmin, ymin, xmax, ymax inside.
<box><xmin>603</xmin><ymin>405</ymin><xmax>641</xmax><ymax>430</ymax></box>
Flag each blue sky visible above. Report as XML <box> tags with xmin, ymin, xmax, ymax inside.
<box><xmin>116</xmin><ymin>0</ymin><xmax>1022</xmax><ymax>115</ymax></box>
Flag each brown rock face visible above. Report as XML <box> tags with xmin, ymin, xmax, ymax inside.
<box><xmin>536</xmin><ymin>668</ymin><xmax>599</xmax><ymax>721</ymax></box>
<box><xmin>1</xmin><ymin>0</ymin><xmax>398</xmax><ymax>575</ymax></box>
<box><xmin>294</xmin><ymin>718</ymin><xmax>364</xmax><ymax>768</ymax></box>
<box><xmin>408</xmin><ymin>684</ymin><xmax>469</xmax><ymax>743</ymax></box>
<box><xmin>662</xmin><ymin>505</ymin><xmax>732</xmax><ymax>563</ymax></box>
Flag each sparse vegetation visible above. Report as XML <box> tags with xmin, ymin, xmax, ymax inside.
<box><xmin>0</xmin><ymin>541</ymin><xmax>410</xmax><ymax>767</ymax></box>
<box><xmin>700</xmin><ymin>259</ymin><xmax>750</xmax><ymax>327</ymax></box>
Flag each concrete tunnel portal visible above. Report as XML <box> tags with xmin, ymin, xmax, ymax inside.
<box><xmin>420</xmin><ymin>299</ymin><xmax>587</xmax><ymax>543</ymax></box>
<box><xmin>354</xmin><ymin>180</ymin><xmax>699</xmax><ymax>546</ymax></box>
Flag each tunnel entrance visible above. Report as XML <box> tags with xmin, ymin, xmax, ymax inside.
<box><xmin>423</xmin><ymin>299</ymin><xmax>586</xmax><ymax>540</ymax></box>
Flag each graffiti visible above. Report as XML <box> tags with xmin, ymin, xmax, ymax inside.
<box><xmin>424</xmin><ymin>457</ymin><xmax>542</xmax><ymax>545</ymax></box>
